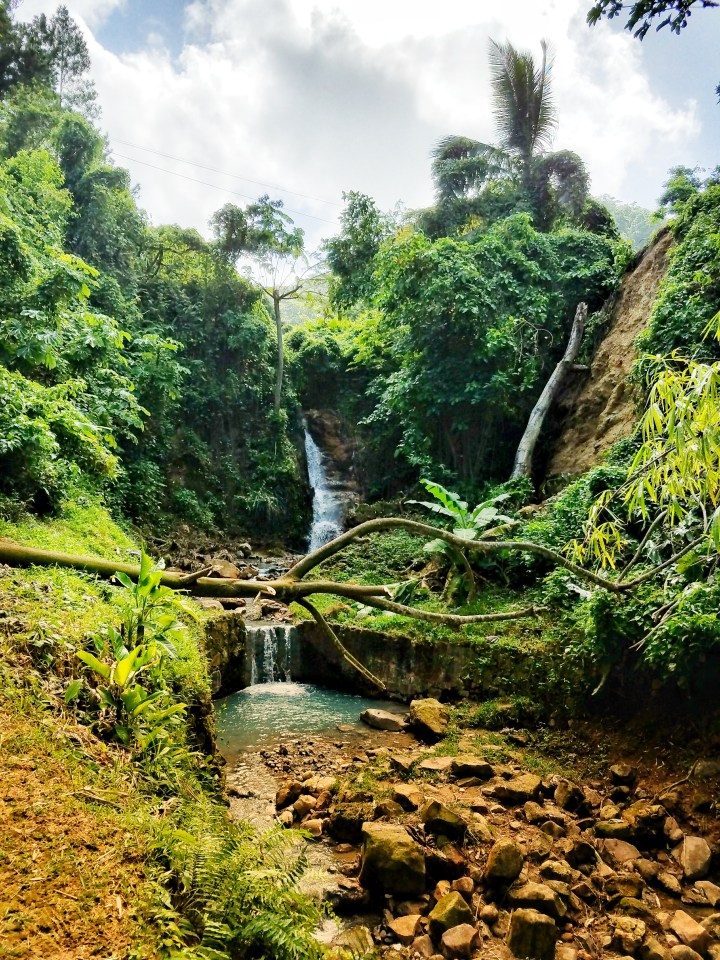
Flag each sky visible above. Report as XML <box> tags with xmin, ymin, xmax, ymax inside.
<box><xmin>15</xmin><ymin>0</ymin><xmax>720</xmax><ymax>249</ymax></box>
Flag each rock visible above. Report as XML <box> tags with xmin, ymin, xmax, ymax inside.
<box><xmin>196</xmin><ymin>597</ymin><xmax>224</xmax><ymax>610</ymax></box>
<box><xmin>315</xmin><ymin>775</ymin><xmax>338</xmax><ymax>794</ymax></box>
<box><xmin>695</xmin><ymin>880</ymin><xmax>720</xmax><ymax>907</ymax></box>
<box><xmin>276</xmin><ymin>780</ymin><xmax>304</xmax><ymax>809</ymax></box>
<box><xmin>329</xmin><ymin>803</ymin><xmax>375</xmax><ymax>844</ymax></box>
<box><xmin>393</xmin><ymin>783</ymin><xmax>424</xmax><ymax>811</ymax></box>
<box><xmin>506</xmin><ymin>882</ymin><xmax>567</xmax><ymax>920</ymax></box>
<box><xmin>420</xmin><ymin>800</ymin><xmax>467</xmax><ymax>839</ymax></box>
<box><xmin>418</xmin><ymin>756</ymin><xmax>455</xmax><ymax>774</ymax></box>
<box><xmin>388</xmin><ymin>914</ymin><xmax>422</xmax><ymax>945</ymax></box>
<box><xmin>694</xmin><ymin>759</ymin><xmax>720</xmax><ymax>780</ymax></box>
<box><xmin>440</xmin><ymin>923</ymin><xmax>478</xmax><ymax>958</ymax></box>
<box><xmin>557</xmin><ymin>947</ymin><xmax>579</xmax><ymax>960</ymax></box>
<box><xmin>606</xmin><ymin>874</ymin><xmax>646</xmax><ymax>902</ymax></box>
<box><xmin>507</xmin><ymin>907</ymin><xmax>557</xmax><ymax>960</ymax></box>
<box><xmin>360</xmin><ymin>708</ymin><xmax>406</xmax><ymax>732</ymax></box>
<box><xmin>539</xmin><ymin>861</ymin><xmax>579</xmax><ymax>885</ymax></box>
<box><xmin>390</xmin><ymin>753</ymin><xmax>415</xmax><ymax>774</ymax></box>
<box><xmin>674</xmin><ymin>837</ymin><xmax>712</xmax><ymax>882</ymax></box>
<box><xmin>486</xmin><ymin>838</ymin><xmax>524</xmax><ymax>885</ymax></box>
<box><xmin>293</xmin><ymin>794</ymin><xmax>317</xmax><ymax>818</ymax></box>
<box><xmin>333</xmin><ymin>924</ymin><xmax>376</xmax><ymax>956</ymax></box>
<box><xmin>494</xmin><ymin>773</ymin><xmax>543</xmax><ymax>804</ymax></box>
<box><xmin>426</xmin><ymin>843</ymin><xmax>466</xmax><ymax>881</ymax></box>
<box><xmin>209</xmin><ymin>558</ymin><xmax>242</xmax><ymax>578</ymax></box>
<box><xmin>411</xmin><ymin>934</ymin><xmax>436</xmax><ymax>958</ymax></box>
<box><xmin>665</xmin><ymin>817</ymin><xmax>685</xmax><ymax>845</ymax></box>
<box><xmin>359</xmin><ymin>823</ymin><xmax>426</xmax><ymax>896</ymax></box>
<box><xmin>471</xmin><ymin>813</ymin><xmax>495</xmax><ymax>842</ymax></box>
<box><xmin>596</xmin><ymin>820</ymin><xmax>633</xmax><ymax>840</ymax></box>
<box><xmin>451</xmin><ymin>877</ymin><xmax>474</xmax><ymax>899</ymax></box>
<box><xmin>701</xmin><ymin>913</ymin><xmax>720</xmax><ymax>939</ymax></box>
<box><xmin>613</xmin><ymin>916</ymin><xmax>647</xmax><ymax>954</ymax></box>
<box><xmin>637</xmin><ymin>859</ymin><xmax>661</xmax><ymax>882</ymax></box>
<box><xmin>617</xmin><ymin>897</ymin><xmax>655</xmax><ymax>922</ymax></box>
<box><xmin>670</xmin><ymin>947</ymin><xmax>704</xmax><ymax>960</ymax></box>
<box><xmin>622</xmin><ymin>800</ymin><xmax>668</xmax><ymax>845</ymax></box>
<box><xmin>410</xmin><ymin>698</ymin><xmax>450</xmax><ymax>741</ymax></box>
<box><xmin>641</xmin><ymin>937</ymin><xmax>672</xmax><ymax>960</ymax></box>
<box><xmin>610</xmin><ymin>764</ymin><xmax>638</xmax><ymax>785</ymax></box>
<box><xmin>602</xmin><ymin>838</ymin><xmax>641</xmax><ymax>864</ymax></box>
<box><xmin>555</xmin><ymin>779</ymin><xmax>585</xmax><ymax>812</ymax></box>
<box><xmin>428</xmin><ymin>891</ymin><xmax>474</xmax><ymax>939</ymax></box>
<box><xmin>669</xmin><ymin>911</ymin><xmax>711</xmax><ymax>954</ymax></box>
<box><xmin>658</xmin><ymin>871</ymin><xmax>683</xmax><ymax>897</ymax></box>
<box><xmin>304</xmin><ymin>818</ymin><xmax>323</xmax><ymax>838</ymax></box>
<box><xmin>278</xmin><ymin>808</ymin><xmax>294</xmax><ymax>827</ymax></box>
<box><xmin>450</xmin><ymin>755</ymin><xmax>495</xmax><ymax>780</ymax></box>
<box><xmin>375</xmin><ymin>800</ymin><xmax>404</xmax><ymax>819</ymax></box>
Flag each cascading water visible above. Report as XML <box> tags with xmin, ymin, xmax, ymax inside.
<box><xmin>304</xmin><ymin>424</ymin><xmax>345</xmax><ymax>551</ymax></box>
<box><xmin>247</xmin><ymin>623</ymin><xmax>295</xmax><ymax>684</ymax></box>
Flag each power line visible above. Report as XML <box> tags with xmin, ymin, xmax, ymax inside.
<box><xmin>109</xmin><ymin>136</ymin><xmax>342</xmax><ymax>208</ymax></box>
<box><xmin>111</xmin><ymin>152</ymin><xmax>340</xmax><ymax>227</ymax></box>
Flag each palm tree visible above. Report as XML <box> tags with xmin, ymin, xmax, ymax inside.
<box><xmin>430</xmin><ymin>40</ymin><xmax>589</xmax><ymax>232</ymax></box>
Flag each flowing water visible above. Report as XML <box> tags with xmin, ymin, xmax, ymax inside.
<box><xmin>216</xmin><ymin>622</ymin><xmax>405</xmax><ymax>755</ymax></box>
<box><xmin>304</xmin><ymin>424</ymin><xmax>344</xmax><ymax>551</ymax></box>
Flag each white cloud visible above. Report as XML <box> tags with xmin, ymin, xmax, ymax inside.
<box><xmin>15</xmin><ymin>0</ymin><xmax>706</xmax><ymax>246</ymax></box>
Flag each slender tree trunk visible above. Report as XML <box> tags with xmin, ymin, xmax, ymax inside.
<box><xmin>511</xmin><ymin>301</ymin><xmax>587</xmax><ymax>480</ymax></box>
<box><xmin>273</xmin><ymin>292</ymin><xmax>283</xmax><ymax>414</ymax></box>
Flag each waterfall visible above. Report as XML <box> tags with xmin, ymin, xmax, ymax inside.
<box><xmin>304</xmin><ymin>425</ymin><xmax>345</xmax><ymax>551</ymax></box>
<box><xmin>247</xmin><ymin>624</ymin><xmax>295</xmax><ymax>685</ymax></box>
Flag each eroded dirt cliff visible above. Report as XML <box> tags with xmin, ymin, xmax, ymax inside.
<box><xmin>545</xmin><ymin>229</ymin><xmax>673</xmax><ymax>478</ymax></box>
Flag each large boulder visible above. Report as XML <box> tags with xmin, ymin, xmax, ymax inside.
<box><xmin>428</xmin><ymin>890</ymin><xmax>474</xmax><ymax>939</ymax></box>
<box><xmin>359</xmin><ymin>822</ymin><xmax>426</xmax><ymax>896</ymax></box>
<box><xmin>360</xmin><ymin>708</ymin><xmax>406</xmax><ymax>732</ymax></box>
<box><xmin>493</xmin><ymin>774</ymin><xmax>542</xmax><ymax>804</ymax></box>
<box><xmin>507</xmin><ymin>908</ymin><xmax>557</xmax><ymax>960</ymax></box>
<box><xmin>486</xmin><ymin>838</ymin><xmax>524</xmax><ymax>885</ymax></box>
<box><xmin>669</xmin><ymin>911</ymin><xmax>711</xmax><ymax>954</ymax></box>
<box><xmin>409</xmin><ymin>698</ymin><xmax>450</xmax><ymax>741</ymax></box>
<box><xmin>393</xmin><ymin>783</ymin><xmax>424</xmax><ymax>811</ymax></box>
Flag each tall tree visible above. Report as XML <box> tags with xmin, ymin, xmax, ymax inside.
<box><xmin>211</xmin><ymin>196</ymin><xmax>307</xmax><ymax>413</ymax></box>
<box><xmin>430</xmin><ymin>39</ymin><xmax>589</xmax><ymax>232</ymax></box>
<box><xmin>324</xmin><ymin>191</ymin><xmax>390</xmax><ymax>310</ymax></box>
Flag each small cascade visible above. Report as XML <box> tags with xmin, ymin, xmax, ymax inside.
<box><xmin>304</xmin><ymin>424</ymin><xmax>345</xmax><ymax>551</ymax></box>
<box><xmin>247</xmin><ymin>623</ymin><xmax>296</xmax><ymax>685</ymax></box>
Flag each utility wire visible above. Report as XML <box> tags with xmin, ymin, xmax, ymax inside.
<box><xmin>109</xmin><ymin>136</ymin><xmax>342</xmax><ymax>208</ymax></box>
<box><xmin>111</xmin><ymin>152</ymin><xmax>340</xmax><ymax>226</ymax></box>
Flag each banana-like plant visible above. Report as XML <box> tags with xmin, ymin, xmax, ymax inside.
<box><xmin>408</xmin><ymin>479</ymin><xmax>518</xmax><ymax>603</ymax></box>
<box><xmin>71</xmin><ymin>548</ymin><xmax>189</xmax><ymax>750</ymax></box>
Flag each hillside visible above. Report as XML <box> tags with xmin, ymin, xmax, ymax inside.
<box><xmin>545</xmin><ymin>229</ymin><xmax>673</xmax><ymax>478</ymax></box>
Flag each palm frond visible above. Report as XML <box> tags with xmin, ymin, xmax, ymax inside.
<box><xmin>489</xmin><ymin>38</ymin><xmax>557</xmax><ymax>162</ymax></box>
<box><xmin>430</xmin><ymin>135</ymin><xmax>511</xmax><ymax>201</ymax></box>
<box><xmin>535</xmin><ymin>149</ymin><xmax>590</xmax><ymax>217</ymax></box>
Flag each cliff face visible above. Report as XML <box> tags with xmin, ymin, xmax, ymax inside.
<box><xmin>545</xmin><ymin>229</ymin><xmax>673</xmax><ymax>478</ymax></box>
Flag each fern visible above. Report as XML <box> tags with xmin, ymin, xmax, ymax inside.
<box><xmin>154</xmin><ymin>803</ymin><xmax>325</xmax><ymax>959</ymax></box>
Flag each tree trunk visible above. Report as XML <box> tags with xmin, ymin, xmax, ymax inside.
<box><xmin>273</xmin><ymin>292</ymin><xmax>283</xmax><ymax>414</ymax></box>
<box><xmin>511</xmin><ymin>301</ymin><xmax>587</xmax><ymax>480</ymax></box>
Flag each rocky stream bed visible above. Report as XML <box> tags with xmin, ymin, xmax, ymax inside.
<box><xmin>223</xmin><ymin>698</ymin><xmax>720</xmax><ymax>960</ymax></box>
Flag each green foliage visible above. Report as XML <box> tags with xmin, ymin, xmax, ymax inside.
<box><xmin>74</xmin><ymin>549</ymin><xmax>194</xmax><ymax>754</ymax></box>
<box><xmin>363</xmin><ymin>216</ymin><xmax>620</xmax><ymax>488</ymax></box>
<box><xmin>155</xmin><ymin>806</ymin><xmax>324</xmax><ymax>960</ymax></box>
<box><xmin>325</xmin><ymin>191</ymin><xmax>392</xmax><ymax>309</ymax></box>
<box><xmin>640</xmin><ymin>183</ymin><xmax>720</xmax><ymax>358</ymax></box>
<box><xmin>596</xmin><ymin>195</ymin><xmax>656</xmax><ymax>251</ymax></box>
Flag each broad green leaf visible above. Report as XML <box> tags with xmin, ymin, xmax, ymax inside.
<box><xmin>76</xmin><ymin>650</ymin><xmax>111</xmax><ymax>680</ymax></box>
<box><xmin>64</xmin><ymin>679</ymin><xmax>83</xmax><ymax>703</ymax></box>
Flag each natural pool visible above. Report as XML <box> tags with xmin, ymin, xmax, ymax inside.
<box><xmin>215</xmin><ymin>681</ymin><xmax>407</xmax><ymax>755</ymax></box>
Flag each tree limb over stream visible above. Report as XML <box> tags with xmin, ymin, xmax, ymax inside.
<box><xmin>0</xmin><ymin>515</ymin><xmax>686</xmax><ymax>689</ymax></box>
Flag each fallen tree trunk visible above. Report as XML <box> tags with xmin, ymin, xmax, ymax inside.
<box><xmin>0</xmin><ymin>515</ymin><xmax>691</xmax><ymax>689</ymax></box>
<box><xmin>511</xmin><ymin>301</ymin><xmax>587</xmax><ymax>480</ymax></box>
